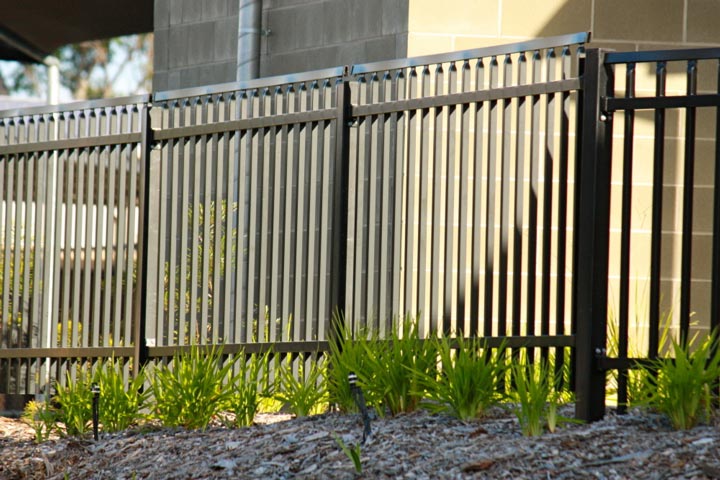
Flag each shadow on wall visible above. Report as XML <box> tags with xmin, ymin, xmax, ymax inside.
<box><xmin>537</xmin><ymin>0</ymin><xmax>719</xmax><ymax>341</ymax></box>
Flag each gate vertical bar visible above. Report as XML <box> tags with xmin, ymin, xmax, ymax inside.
<box><xmin>574</xmin><ymin>48</ymin><xmax>613</xmax><ymax>422</ymax></box>
<box><xmin>330</xmin><ymin>70</ymin><xmax>352</xmax><ymax>335</ymax></box>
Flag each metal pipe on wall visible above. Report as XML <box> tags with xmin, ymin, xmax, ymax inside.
<box><xmin>237</xmin><ymin>0</ymin><xmax>262</xmax><ymax>80</ymax></box>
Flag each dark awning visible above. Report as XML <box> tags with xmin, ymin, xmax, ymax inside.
<box><xmin>0</xmin><ymin>0</ymin><xmax>153</xmax><ymax>63</ymax></box>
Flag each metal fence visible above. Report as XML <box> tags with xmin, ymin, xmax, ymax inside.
<box><xmin>0</xmin><ymin>96</ymin><xmax>150</xmax><ymax>395</ymax></box>
<box><xmin>2</xmin><ymin>32</ymin><xmax>719</xmax><ymax>422</ymax></box>
<box><xmin>577</xmin><ymin>47</ymin><xmax>720</xmax><ymax>420</ymax></box>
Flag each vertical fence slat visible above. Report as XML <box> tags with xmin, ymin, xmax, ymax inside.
<box><xmin>648</xmin><ymin>61</ymin><xmax>667</xmax><ymax>358</ymax></box>
<box><xmin>512</xmin><ymin>53</ymin><xmax>528</xmax><ymax>339</ymax></box>
<box><xmin>444</xmin><ymin>63</ymin><xmax>458</xmax><ymax>335</ymax></box>
<box><xmin>483</xmin><ymin>56</ymin><xmax>499</xmax><ymax>338</ymax></box>
<box><xmin>679</xmin><ymin>60</ymin><xmax>697</xmax><ymax>343</ymax></box>
<box><xmin>430</xmin><ymin>64</ymin><xmax>444</xmax><ymax>335</ymax></box>
<box><xmin>457</xmin><ymin>61</ymin><xmax>472</xmax><ymax>336</ymax></box>
<box><xmin>555</xmin><ymin>46</ymin><xmax>573</xmax><ymax>384</ymax></box>
<box><xmin>316</xmin><ymin>80</ymin><xmax>332</xmax><ymax>341</ymax></box>
<box><xmin>199</xmin><ymin>98</ymin><xmax>212</xmax><ymax>344</ymax></box>
<box><xmin>404</xmin><ymin>68</ymin><xmax>419</xmax><ymax>319</ymax></box>
<box><xmin>470</xmin><ymin>59</ymin><xmax>485</xmax><ymax>338</ymax></box>
<box><xmin>540</xmin><ymin>49</ymin><xmax>557</xmax><ymax>360</ymax></box>
<box><xmin>498</xmin><ymin>55</ymin><xmax>513</xmax><ymax>339</ymax></box>
<box><xmin>617</xmin><ymin>62</ymin><xmax>636</xmax><ymax>411</ymax></box>
<box><xmin>417</xmin><ymin>65</ymin><xmax>432</xmax><ymax>336</ymax></box>
<box><xmin>390</xmin><ymin>72</ymin><xmax>405</xmax><ymax>333</ymax></box>
<box><xmin>221</xmin><ymin>94</ymin><xmax>235</xmax><ymax>344</ymax></box>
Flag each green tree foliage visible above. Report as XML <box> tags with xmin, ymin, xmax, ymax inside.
<box><xmin>1</xmin><ymin>34</ymin><xmax>153</xmax><ymax>100</ymax></box>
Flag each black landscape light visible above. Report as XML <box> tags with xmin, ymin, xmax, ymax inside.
<box><xmin>91</xmin><ymin>382</ymin><xmax>100</xmax><ymax>441</ymax></box>
<box><xmin>348</xmin><ymin>372</ymin><xmax>371</xmax><ymax>443</ymax></box>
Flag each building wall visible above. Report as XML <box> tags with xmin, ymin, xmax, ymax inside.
<box><xmin>260</xmin><ymin>0</ymin><xmax>408</xmax><ymax>77</ymax></box>
<box><xmin>153</xmin><ymin>0</ymin><xmax>408</xmax><ymax>91</ymax></box>
<box><xmin>405</xmin><ymin>0</ymin><xmax>720</xmax><ymax>56</ymax></box>
<box><xmin>153</xmin><ymin>0</ymin><xmax>241</xmax><ymax>91</ymax></box>
<box><xmin>154</xmin><ymin>0</ymin><xmax>720</xmax><ymax>89</ymax></box>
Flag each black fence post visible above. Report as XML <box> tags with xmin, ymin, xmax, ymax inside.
<box><xmin>574</xmin><ymin>48</ymin><xmax>613</xmax><ymax>422</ymax></box>
<box><xmin>330</xmin><ymin>68</ymin><xmax>352</xmax><ymax>337</ymax></box>
<box><xmin>133</xmin><ymin>102</ymin><xmax>153</xmax><ymax>373</ymax></box>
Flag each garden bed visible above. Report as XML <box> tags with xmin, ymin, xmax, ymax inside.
<box><xmin>2</xmin><ymin>406</ymin><xmax>720</xmax><ymax>479</ymax></box>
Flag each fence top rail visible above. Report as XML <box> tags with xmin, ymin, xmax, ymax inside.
<box><xmin>0</xmin><ymin>93</ymin><xmax>151</xmax><ymax>119</ymax></box>
<box><xmin>153</xmin><ymin>66</ymin><xmax>348</xmax><ymax>103</ymax></box>
<box><xmin>604</xmin><ymin>47</ymin><xmax>720</xmax><ymax>64</ymax></box>
<box><xmin>351</xmin><ymin>31</ymin><xmax>590</xmax><ymax>75</ymax></box>
<box><xmin>152</xmin><ymin>32</ymin><xmax>590</xmax><ymax>104</ymax></box>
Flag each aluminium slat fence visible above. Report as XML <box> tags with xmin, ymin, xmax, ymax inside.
<box><xmin>0</xmin><ymin>96</ymin><xmax>150</xmax><ymax>395</ymax></box>
<box><xmin>3</xmin><ymin>32</ymin><xmax>719</xmax><ymax>421</ymax></box>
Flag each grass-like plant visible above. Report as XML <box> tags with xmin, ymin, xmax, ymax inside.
<box><xmin>22</xmin><ymin>400</ymin><xmax>58</xmax><ymax>443</ymax></box>
<box><xmin>636</xmin><ymin>332</ymin><xmax>720</xmax><ymax>430</ymax></box>
<box><xmin>53</xmin><ymin>368</ymin><xmax>94</xmax><ymax>436</ymax></box>
<box><xmin>416</xmin><ymin>336</ymin><xmax>505</xmax><ymax>420</ymax></box>
<box><xmin>333</xmin><ymin>433</ymin><xmax>363</xmax><ymax>474</ymax></box>
<box><xmin>223</xmin><ymin>349</ymin><xmax>272</xmax><ymax>427</ymax></box>
<box><xmin>357</xmin><ymin>316</ymin><xmax>437</xmax><ymax>416</ymax></box>
<box><xmin>94</xmin><ymin>358</ymin><xmax>149</xmax><ymax>433</ymax></box>
<box><xmin>606</xmin><ymin>286</ymin><xmax>677</xmax><ymax>409</ymax></box>
<box><xmin>150</xmin><ymin>344</ymin><xmax>234</xmax><ymax>429</ymax></box>
<box><xmin>274</xmin><ymin>354</ymin><xmax>328</xmax><ymax>417</ymax></box>
<box><xmin>510</xmin><ymin>360</ymin><xmax>557</xmax><ymax>437</ymax></box>
<box><xmin>327</xmin><ymin>314</ymin><xmax>380</xmax><ymax>413</ymax></box>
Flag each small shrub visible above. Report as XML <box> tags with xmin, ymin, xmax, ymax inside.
<box><xmin>637</xmin><ymin>332</ymin><xmax>720</xmax><ymax>430</ymax></box>
<box><xmin>327</xmin><ymin>315</ymin><xmax>380</xmax><ymax>413</ymax></box>
<box><xmin>358</xmin><ymin>316</ymin><xmax>437</xmax><ymax>416</ymax></box>
<box><xmin>94</xmin><ymin>358</ymin><xmax>149</xmax><ymax>433</ymax></box>
<box><xmin>416</xmin><ymin>336</ymin><xmax>506</xmax><ymax>420</ymax></box>
<box><xmin>22</xmin><ymin>400</ymin><xmax>58</xmax><ymax>443</ymax></box>
<box><xmin>223</xmin><ymin>349</ymin><xmax>272</xmax><ymax>427</ymax></box>
<box><xmin>333</xmin><ymin>433</ymin><xmax>363</xmax><ymax>474</ymax></box>
<box><xmin>53</xmin><ymin>368</ymin><xmax>94</xmax><ymax>436</ymax></box>
<box><xmin>273</xmin><ymin>355</ymin><xmax>328</xmax><ymax>417</ymax></box>
<box><xmin>150</xmin><ymin>344</ymin><xmax>234</xmax><ymax>429</ymax></box>
<box><xmin>510</xmin><ymin>360</ymin><xmax>556</xmax><ymax>437</ymax></box>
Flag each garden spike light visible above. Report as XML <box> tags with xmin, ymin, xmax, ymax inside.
<box><xmin>348</xmin><ymin>372</ymin><xmax>371</xmax><ymax>443</ymax></box>
<box><xmin>91</xmin><ymin>382</ymin><xmax>100</xmax><ymax>441</ymax></box>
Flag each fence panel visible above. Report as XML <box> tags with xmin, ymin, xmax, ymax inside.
<box><xmin>347</xmin><ymin>33</ymin><xmax>587</xmax><ymax>356</ymax></box>
<box><xmin>0</xmin><ymin>96</ymin><xmax>149</xmax><ymax>395</ymax></box>
<box><xmin>591</xmin><ymin>48</ymin><xmax>720</xmax><ymax>416</ymax></box>
<box><xmin>147</xmin><ymin>69</ymin><xmax>344</xmax><ymax>358</ymax></box>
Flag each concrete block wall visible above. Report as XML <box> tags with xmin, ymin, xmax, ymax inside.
<box><xmin>153</xmin><ymin>0</ymin><xmax>240</xmax><ymax>91</ymax></box>
<box><xmin>259</xmin><ymin>0</ymin><xmax>408</xmax><ymax>77</ymax></box>
<box><xmin>405</xmin><ymin>0</ymin><xmax>720</xmax><ymax>56</ymax></box>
